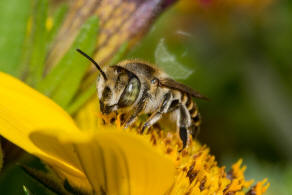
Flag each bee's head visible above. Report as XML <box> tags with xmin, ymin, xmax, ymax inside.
<box><xmin>76</xmin><ymin>49</ymin><xmax>140</xmax><ymax>115</ymax></box>
<box><xmin>97</xmin><ymin>66</ymin><xmax>140</xmax><ymax>114</ymax></box>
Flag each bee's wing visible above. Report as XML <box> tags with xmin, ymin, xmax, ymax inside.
<box><xmin>159</xmin><ymin>78</ymin><xmax>208</xmax><ymax>100</ymax></box>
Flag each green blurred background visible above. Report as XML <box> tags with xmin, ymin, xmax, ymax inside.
<box><xmin>0</xmin><ymin>0</ymin><xmax>291</xmax><ymax>194</ymax></box>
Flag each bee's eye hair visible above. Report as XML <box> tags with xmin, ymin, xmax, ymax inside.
<box><xmin>118</xmin><ymin>77</ymin><xmax>140</xmax><ymax>107</ymax></box>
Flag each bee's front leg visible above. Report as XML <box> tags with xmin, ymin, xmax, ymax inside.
<box><xmin>123</xmin><ymin>91</ymin><xmax>150</xmax><ymax>129</ymax></box>
<box><xmin>141</xmin><ymin>112</ymin><xmax>162</xmax><ymax>133</ymax></box>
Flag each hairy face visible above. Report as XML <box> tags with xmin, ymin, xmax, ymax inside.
<box><xmin>97</xmin><ymin>66</ymin><xmax>140</xmax><ymax>114</ymax></box>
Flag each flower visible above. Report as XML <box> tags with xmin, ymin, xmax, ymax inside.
<box><xmin>0</xmin><ymin>72</ymin><xmax>269</xmax><ymax>194</ymax></box>
<box><xmin>0</xmin><ymin>0</ymin><xmax>270</xmax><ymax>194</ymax></box>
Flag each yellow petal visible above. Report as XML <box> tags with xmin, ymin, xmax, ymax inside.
<box><xmin>0</xmin><ymin>72</ymin><xmax>90</xmax><ymax>190</ymax></box>
<box><xmin>75</xmin><ymin>95</ymin><xmax>101</xmax><ymax>131</ymax></box>
<box><xmin>30</xmin><ymin>128</ymin><xmax>175</xmax><ymax>195</ymax></box>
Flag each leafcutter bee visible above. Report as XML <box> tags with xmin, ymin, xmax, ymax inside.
<box><xmin>77</xmin><ymin>49</ymin><xmax>207</xmax><ymax>150</ymax></box>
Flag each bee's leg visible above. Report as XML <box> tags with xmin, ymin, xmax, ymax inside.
<box><xmin>141</xmin><ymin>92</ymin><xmax>172</xmax><ymax>133</ymax></box>
<box><xmin>123</xmin><ymin>91</ymin><xmax>150</xmax><ymax>128</ymax></box>
<box><xmin>178</xmin><ymin>105</ymin><xmax>190</xmax><ymax>151</ymax></box>
<box><xmin>178</xmin><ymin>127</ymin><xmax>188</xmax><ymax>152</ymax></box>
<box><xmin>119</xmin><ymin>113</ymin><xmax>127</xmax><ymax>125</ymax></box>
<box><xmin>141</xmin><ymin>112</ymin><xmax>162</xmax><ymax>133</ymax></box>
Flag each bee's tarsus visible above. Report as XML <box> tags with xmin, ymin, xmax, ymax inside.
<box><xmin>179</xmin><ymin>127</ymin><xmax>188</xmax><ymax>152</ymax></box>
<box><xmin>141</xmin><ymin>124</ymin><xmax>149</xmax><ymax>134</ymax></box>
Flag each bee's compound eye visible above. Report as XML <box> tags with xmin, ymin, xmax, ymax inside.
<box><xmin>118</xmin><ymin>77</ymin><xmax>140</xmax><ymax>107</ymax></box>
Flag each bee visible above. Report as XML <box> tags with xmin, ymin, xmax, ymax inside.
<box><xmin>77</xmin><ymin>49</ymin><xmax>207</xmax><ymax>150</ymax></box>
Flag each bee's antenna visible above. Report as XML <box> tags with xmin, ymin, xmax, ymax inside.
<box><xmin>76</xmin><ymin>49</ymin><xmax>107</xmax><ymax>80</ymax></box>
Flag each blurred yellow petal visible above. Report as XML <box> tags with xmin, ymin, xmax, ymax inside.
<box><xmin>75</xmin><ymin>95</ymin><xmax>101</xmax><ymax>131</ymax></box>
<box><xmin>30</xmin><ymin>128</ymin><xmax>176</xmax><ymax>195</ymax></box>
<box><xmin>0</xmin><ymin>72</ymin><xmax>90</xmax><ymax>190</ymax></box>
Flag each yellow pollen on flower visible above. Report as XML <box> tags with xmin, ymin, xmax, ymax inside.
<box><xmin>249</xmin><ymin>178</ymin><xmax>270</xmax><ymax>195</ymax></box>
